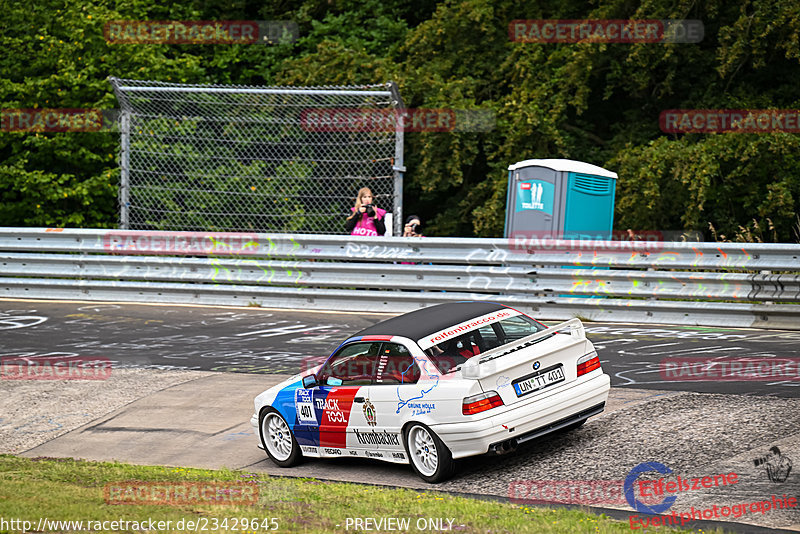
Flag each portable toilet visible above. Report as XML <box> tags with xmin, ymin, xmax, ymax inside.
<box><xmin>504</xmin><ymin>159</ymin><xmax>617</xmax><ymax>239</ymax></box>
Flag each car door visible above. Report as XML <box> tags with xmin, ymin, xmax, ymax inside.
<box><xmin>314</xmin><ymin>341</ymin><xmax>380</xmax><ymax>455</ymax></box>
<box><xmin>361</xmin><ymin>342</ymin><xmax>422</xmax><ymax>462</ymax></box>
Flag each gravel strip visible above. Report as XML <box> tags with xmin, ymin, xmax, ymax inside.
<box><xmin>439</xmin><ymin>392</ymin><xmax>800</xmax><ymax>530</ymax></box>
<box><xmin>0</xmin><ymin>368</ymin><xmax>213</xmax><ymax>454</ymax></box>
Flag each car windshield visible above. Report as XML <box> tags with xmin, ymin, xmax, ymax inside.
<box><xmin>423</xmin><ymin>314</ymin><xmax>546</xmax><ymax>374</ymax></box>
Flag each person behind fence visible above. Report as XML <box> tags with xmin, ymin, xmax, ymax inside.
<box><xmin>346</xmin><ymin>187</ymin><xmax>386</xmax><ymax>236</ymax></box>
<box><xmin>403</xmin><ymin>215</ymin><xmax>424</xmax><ymax>237</ymax></box>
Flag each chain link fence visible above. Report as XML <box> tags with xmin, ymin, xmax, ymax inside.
<box><xmin>109</xmin><ymin>78</ymin><xmax>404</xmax><ymax>234</ymax></box>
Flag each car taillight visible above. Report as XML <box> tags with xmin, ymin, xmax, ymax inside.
<box><xmin>577</xmin><ymin>351</ymin><xmax>601</xmax><ymax>377</ymax></box>
<box><xmin>462</xmin><ymin>391</ymin><xmax>504</xmax><ymax>415</ymax></box>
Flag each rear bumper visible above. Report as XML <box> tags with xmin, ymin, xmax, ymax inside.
<box><xmin>487</xmin><ymin>401</ymin><xmax>604</xmax><ymax>453</ymax></box>
<box><xmin>432</xmin><ymin>371</ymin><xmax>610</xmax><ymax>459</ymax></box>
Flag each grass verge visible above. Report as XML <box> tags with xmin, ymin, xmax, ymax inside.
<box><xmin>0</xmin><ymin>454</ymin><xmax>714</xmax><ymax>533</ymax></box>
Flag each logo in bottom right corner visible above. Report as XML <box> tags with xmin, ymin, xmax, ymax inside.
<box><xmin>754</xmin><ymin>446</ymin><xmax>793</xmax><ymax>483</ymax></box>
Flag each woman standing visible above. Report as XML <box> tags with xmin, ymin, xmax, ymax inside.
<box><xmin>346</xmin><ymin>187</ymin><xmax>386</xmax><ymax>236</ymax></box>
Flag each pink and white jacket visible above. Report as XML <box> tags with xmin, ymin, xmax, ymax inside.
<box><xmin>349</xmin><ymin>207</ymin><xmax>387</xmax><ymax>236</ymax></box>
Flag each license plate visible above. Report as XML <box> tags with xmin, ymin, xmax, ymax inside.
<box><xmin>513</xmin><ymin>365</ymin><xmax>565</xmax><ymax>397</ymax></box>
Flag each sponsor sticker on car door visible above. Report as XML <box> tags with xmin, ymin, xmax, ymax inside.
<box><xmin>315</xmin><ymin>387</ymin><xmax>358</xmax><ymax>448</ymax></box>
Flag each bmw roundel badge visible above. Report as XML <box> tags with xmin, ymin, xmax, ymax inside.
<box><xmin>533</xmin><ymin>361</ymin><xmax>540</xmax><ymax>370</ymax></box>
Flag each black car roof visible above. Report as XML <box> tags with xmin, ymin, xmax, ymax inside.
<box><xmin>351</xmin><ymin>301</ymin><xmax>510</xmax><ymax>341</ymax></box>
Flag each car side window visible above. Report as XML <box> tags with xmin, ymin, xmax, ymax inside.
<box><xmin>374</xmin><ymin>343</ymin><xmax>420</xmax><ymax>385</ymax></box>
<box><xmin>473</xmin><ymin>325</ymin><xmax>503</xmax><ymax>352</ymax></box>
<box><xmin>500</xmin><ymin>315</ymin><xmax>543</xmax><ymax>341</ymax></box>
<box><xmin>319</xmin><ymin>342</ymin><xmax>381</xmax><ymax>386</ymax></box>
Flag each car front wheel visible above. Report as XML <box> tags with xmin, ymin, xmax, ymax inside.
<box><xmin>405</xmin><ymin>423</ymin><xmax>454</xmax><ymax>483</ymax></box>
<box><xmin>260</xmin><ymin>409</ymin><xmax>302</xmax><ymax>467</ymax></box>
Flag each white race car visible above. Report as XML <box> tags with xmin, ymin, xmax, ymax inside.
<box><xmin>251</xmin><ymin>301</ymin><xmax>610</xmax><ymax>482</ymax></box>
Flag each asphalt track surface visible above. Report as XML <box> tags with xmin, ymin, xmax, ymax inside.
<box><xmin>3</xmin><ymin>299</ymin><xmax>800</xmax><ymax>532</ymax></box>
<box><xmin>2</xmin><ymin>299</ymin><xmax>799</xmax><ymax>396</ymax></box>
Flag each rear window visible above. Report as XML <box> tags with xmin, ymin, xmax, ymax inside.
<box><xmin>424</xmin><ymin>314</ymin><xmax>546</xmax><ymax>374</ymax></box>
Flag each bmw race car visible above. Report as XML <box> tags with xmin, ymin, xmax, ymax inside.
<box><xmin>251</xmin><ymin>301</ymin><xmax>610</xmax><ymax>482</ymax></box>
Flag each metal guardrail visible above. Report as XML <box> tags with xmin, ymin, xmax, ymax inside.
<box><xmin>0</xmin><ymin>228</ymin><xmax>798</xmax><ymax>329</ymax></box>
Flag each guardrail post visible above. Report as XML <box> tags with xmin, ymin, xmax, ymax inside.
<box><xmin>761</xmin><ymin>269</ymin><xmax>773</xmax><ymax>305</ymax></box>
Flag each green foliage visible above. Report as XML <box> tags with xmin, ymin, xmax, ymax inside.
<box><xmin>611</xmin><ymin>134</ymin><xmax>800</xmax><ymax>239</ymax></box>
<box><xmin>1</xmin><ymin>0</ymin><xmax>799</xmax><ymax>240</ymax></box>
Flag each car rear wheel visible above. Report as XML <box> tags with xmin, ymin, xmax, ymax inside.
<box><xmin>260</xmin><ymin>410</ymin><xmax>302</xmax><ymax>467</ymax></box>
<box><xmin>405</xmin><ymin>423</ymin><xmax>454</xmax><ymax>483</ymax></box>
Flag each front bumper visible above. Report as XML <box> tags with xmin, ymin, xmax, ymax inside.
<box><xmin>250</xmin><ymin>413</ymin><xmax>264</xmax><ymax>450</ymax></box>
<box><xmin>432</xmin><ymin>371</ymin><xmax>611</xmax><ymax>459</ymax></box>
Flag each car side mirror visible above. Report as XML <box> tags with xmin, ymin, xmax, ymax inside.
<box><xmin>302</xmin><ymin>374</ymin><xmax>318</xmax><ymax>389</ymax></box>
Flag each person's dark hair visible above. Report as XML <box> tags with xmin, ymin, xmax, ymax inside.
<box><xmin>405</xmin><ymin>215</ymin><xmax>420</xmax><ymax>224</ymax></box>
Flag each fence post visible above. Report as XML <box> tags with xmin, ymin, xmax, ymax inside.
<box><xmin>389</xmin><ymin>81</ymin><xmax>406</xmax><ymax>236</ymax></box>
<box><xmin>119</xmin><ymin>110</ymin><xmax>130</xmax><ymax>230</ymax></box>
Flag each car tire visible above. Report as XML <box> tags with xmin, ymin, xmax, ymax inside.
<box><xmin>404</xmin><ymin>423</ymin><xmax>455</xmax><ymax>483</ymax></box>
<box><xmin>259</xmin><ymin>409</ymin><xmax>302</xmax><ymax>467</ymax></box>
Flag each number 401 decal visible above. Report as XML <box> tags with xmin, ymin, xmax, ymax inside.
<box><xmin>295</xmin><ymin>389</ymin><xmax>317</xmax><ymax>424</ymax></box>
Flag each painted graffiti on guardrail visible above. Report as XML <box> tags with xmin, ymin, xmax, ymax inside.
<box><xmin>345</xmin><ymin>242</ymin><xmax>414</xmax><ymax>260</ymax></box>
<box><xmin>3</xmin><ymin>228</ymin><xmax>799</xmax><ymax>328</ymax></box>
<box><xmin>104</xmin><ymin>231</ymin><xmax>259</xmax><ymax>256</ymax></box>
